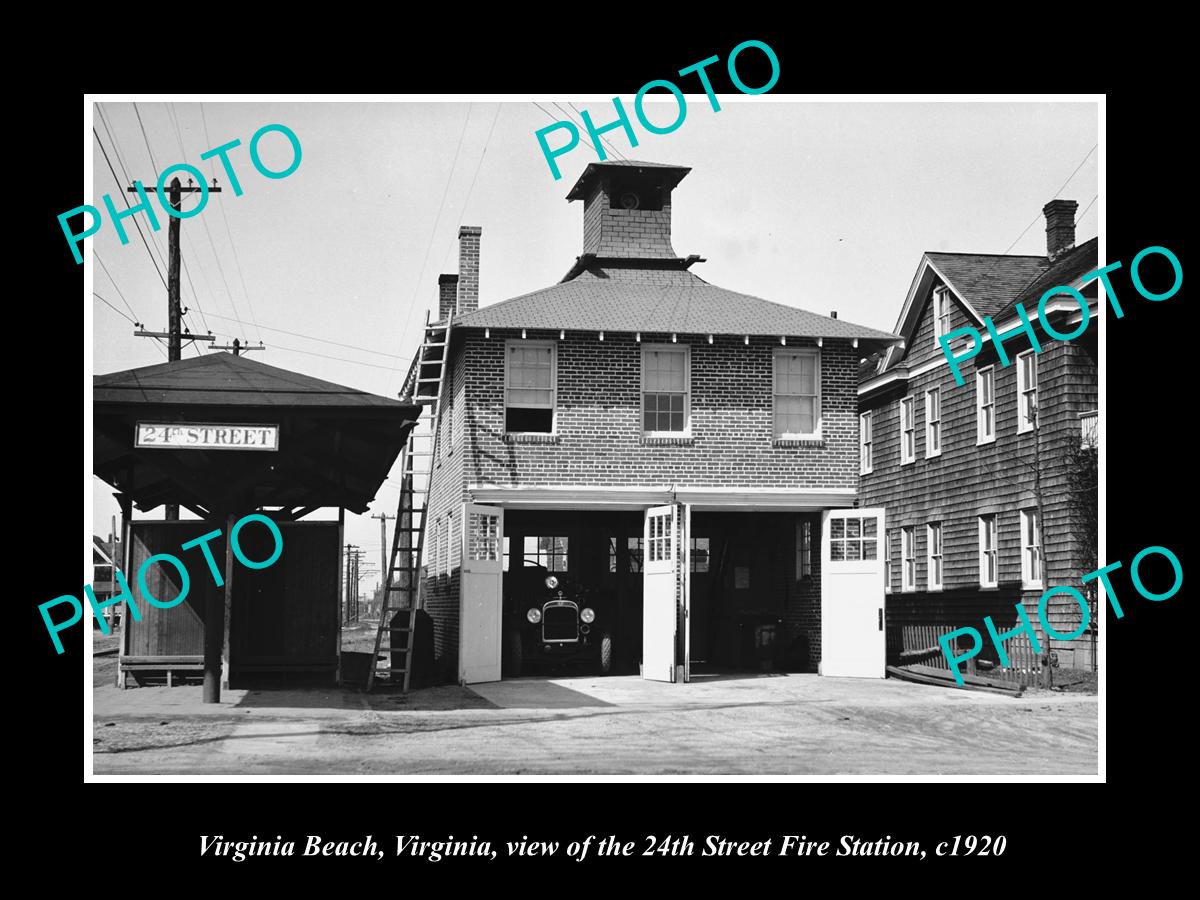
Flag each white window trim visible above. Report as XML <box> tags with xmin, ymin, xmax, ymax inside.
<box><xmin>773</xmin><ymin>347</ymin><xmax>822</xmax><ymax>440</ymax></box>
<box><xmin>976</xmin><ymin>366</ymin><xmax>996</xmax><ymax>445</ymax></box>
<box><xmin>899</xmin><ymin>394</ymin><xmax>916</xmax><ymax>465</ymax></box>
<box><xmin>978</xmin><ymin>514</ymin><xmax>998</xmax><ymax>589</ymax></box>
<box><xmin>932</xmin><ymin>285</ymin><xmax>952</xmax><ymax>346</ymax></box>
<box><xmin>927</xmin><ymin>522</ymin><xmax>943</xmax><ymax>592</ymax></box>
<box><xmin>1020</xmin><ymin>508</ymin><xmax>1043</xmax><ymax>589</ymax></box>
<box><xmin>924</xmin><ymin>388</ymin><xmax>942</xmax><ymax>459</ymax></box>
<box><xmin>901</xmin><ymin>525</ymin><xmax>916</xmax><ymax>592</ymax></box>
<box><xmin>860</xmin><ymin>411</ymin><xmax>873</xmax><ymax>475</ymax></box>
<box><xmin>1016</xmin><ymin>349</ymin><xmax>1037</xmax><ymax>435</ymax></box>
<box><xmin>503</xmin><ymin>339</ymin><xmax>557</xmax><ymax>435</ymax></box>
<box><xmin>642</xmin><ymin>343</ymin><xmax>691</xmax><ymax>438</ymax></box>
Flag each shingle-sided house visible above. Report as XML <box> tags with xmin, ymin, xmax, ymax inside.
<box><xmin>402</xmin><ymin>161</ymin><xmax>900</xmax><ymax>685</ymax></box>
<box><xmin>858</xmin><ymin>201</ymin><xmax>1099</xmax><ymax>682</ymax></box>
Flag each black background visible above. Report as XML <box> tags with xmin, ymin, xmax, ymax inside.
<box><xmin>23</xmin><ymin>27</ymin><xmax>1187</xmax><ymax>881</ymax></box>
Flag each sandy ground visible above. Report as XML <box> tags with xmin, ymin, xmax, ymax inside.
<box><xmin>91</xmin><ymin>662</ymin><xmax>1097</xmax><ymax>776</ymax></box>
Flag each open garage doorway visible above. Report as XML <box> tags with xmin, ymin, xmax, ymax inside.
<box><xmin>683</xmin><ymin>511</ymin><xmax>823</xmax><ymax>679</ymax></box>
<box><xmin>500</xmin><ymin>510</ymin><xmax>644</xmax><ymax>678</ymax></box>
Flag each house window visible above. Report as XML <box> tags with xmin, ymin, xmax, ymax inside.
<box><xmin>927</xmin><ymin>522</ymin><xmax>943</xmax><ymax>591</ymax></box>
<box><xmin>883</xmin><ymin>529</ymin><xmax>892</xmax><ymax>593</ymax></box>
<box><xmin>901</xmin><ymin>525</ymin><xmax>916</xmax><ymax>592</ymax></box>
<box><xmin>978</xmin><ymin>514</ymin><xmax>998</xmax><ymax>588</ymax></box>
<box><xmin>976</xmin><ymin>366</ymin><xmax>995</xmax><ymax>444</ymax></box>
<box><xmin>1017</xmin><ymin>350</ymin><xmax>1038</xmax><ymax>433</ymax></box>
<box><xmin>505</xmin><ymin>341</ymin><xmax>556</xmax><ymax>433</ymax></box>
<box><xmin>900</xmin><ymin>395</ymin><xmax>916</xmax><ymax>464</ymax></box>
<box><xmin>860</xmin><ymin>411</ymin><xmax>873</xmax><ymax>474</ymax></box>
<box><xmin>773</xmin><ymin>349</ymin><xmax>821</xmax><ymax>438</ymax></box>
<box><xmin>642</xmin><ymin>345</ymin><xmax>689</xmax><ymax>434</ymax></box>
<box><xmin>933</xmin><ymin>285</ymin><xmax>952</xmax><ymax>344</ymax></box>
<box><xmin>690</xmin><ymin>537</ymin><xmax>710</xmax><ymax>573</ymax></box>
<box><xmin>1021</xmin><ymin>508</ymin><xmax>1042</xmax><ymax>588</ymax></box>
<box><xmin>502</xmin><ymin>536</ymin><xmax>510</xmax><ymax>572</ymax></box>
<box><xmin>925</xmin><ymin>388</ymin><xmax>941</xmax><ymax>458</ymax></box>
<box><xmin>830</xmin><ymin>515</ymin><xmax>878</xmax><ymax>561</ymax></box>
<box><xmin>796</xmin><ymin>519</ymin><xmax>813</xmax><ymax>579</ymax></box>
<box><xmin>525</xmin><ymin>535</ymin><xmax>568</xmax><ymax>572</ymax></box>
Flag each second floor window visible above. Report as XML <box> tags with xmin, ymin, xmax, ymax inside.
<box><xmin>505</xmin><ymin>341</ymin><xmax>556</xmax><ymax>433</ymax></box>
<box><xmin>976</xmin><ymin>366</ymin><xmax>995</xmax><ymax>444</ymax></box>
<box><xmin>774</xmin><ymin>349</ymin><xmax>821</xmax><ymax>438</ymax></box>
<box><xmin>860</xmin><ymin>411</ymin><xmax>873</xmax><ymax>474</ymax></box>
<box><xmin>900</xmin><ymin>395</ymin><xmax>916</xmax><ymax>464</ymax></box>
<box><xmin>979</xmin><ymin>514</ymin><xmax>998</xmax><ymax>588</ymax></box>
<box><xmin>1017</xmin><ymin>350</ymin><xmax>1038</xmax><ymax>433</ymax></box>
<box><xmin>643</xmin><ymin>345</ymin><xmax>689</xmax><ymax>434</ymax></box>
<box><xmin>925</xmin><ymin>388</ymin><xmax>941</xmax><ymax>457</ymax></box>
<box><xmin>901</xmin><ymin>526</ymin><xmax>916</xmax><ymax>591</ymax></box>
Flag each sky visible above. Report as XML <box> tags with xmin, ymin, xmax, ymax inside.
<box><xmin>89</xmin><ymin>97</ymin><xmax>1099</xmax><ymax>591</ymax></box>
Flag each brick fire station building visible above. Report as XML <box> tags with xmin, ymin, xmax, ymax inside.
<box><xmin>406</xmin><ymin>161</ymin><xmax>900</xmax><ymax>685</ymax></box>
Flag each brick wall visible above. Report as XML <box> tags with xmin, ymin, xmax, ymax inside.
<box><xmin>461</xmin><ymin>330</ymin><xmax>861</xmax><ymax>490</ymax></box>
<box><xmin>583</xmin><ymin>183</ymin><xmax>676</xmax><ymax>258</ymax></box>
<box><xmin>420</xmin><ymin>345</ymin><xmax>469</xmax><ymax>680</ymax></box>
<box><xmin>862</xmin><ymin>284</ymin><xmax>1099</xmax><ymax>672</ymax></box>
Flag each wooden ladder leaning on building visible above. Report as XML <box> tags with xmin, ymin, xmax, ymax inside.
<box><xmin>366</xmin><ymin>310</ymin><xmax>453</xmax><ymax>692</ymax></box>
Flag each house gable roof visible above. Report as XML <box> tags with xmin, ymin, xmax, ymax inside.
<box><xmin>454</xmin><ymin>263</ymin><xmax>899</xmax><ymax>343</ymax></box>
<box><xmin>882</xmin><ymin>238</ymin><xmax>1099</xmax><ymax>373</ymax></box>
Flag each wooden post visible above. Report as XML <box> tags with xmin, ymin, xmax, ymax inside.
<box><xmin>201</xmin><ymin>511</ymin><xmax>232</xmax><ymax>703</ymax></box>
<box><xmin>222</xmin><ymin>511</ymin><xmax>236</xmax><ymax>691</ymax></box>
<box><xmin>115</xmin><ymin>493</ymin><xmax>133</xmax><ymax>689</ymax></box>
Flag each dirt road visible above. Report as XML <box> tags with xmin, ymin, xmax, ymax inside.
<box><xmin>92</xmin><ymin>670</ymin><xmax>1097</xmax><ymax>776</ymax></box>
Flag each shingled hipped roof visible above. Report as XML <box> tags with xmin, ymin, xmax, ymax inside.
<box><xmin>94</xmin><ymin>352</ymin><xmax>408</xmax><ymax>408</ymax></box>
<box><xmin>454</xmin><ymin>264</ymin><xmax>899</xmax><ymax>343</ymax></box>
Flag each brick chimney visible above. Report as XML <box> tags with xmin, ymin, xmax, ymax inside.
<box><xmin>457</xmin><ymin>226</ymin><xmax>481</xmax><ymax>314</ymax></box>
<box><xmin>437</xmin><ymin>273</ymin><xmax>458</xmax><ymax>322</ymax></box>
<box><xmin>566</xmin><ymin>161</ymin><xmax>691</xmax><ymax>259</ymax></box>
<box><xmin>1043</xmin><ymin>199</ymin><xmax>1078</xmax><ymax>261</ymax></box>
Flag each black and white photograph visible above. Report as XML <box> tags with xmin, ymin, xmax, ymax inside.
<box><xmin>79</xmin><ymin>97</ymin><xmax>1111</xmax><ymax>780</ymax></box>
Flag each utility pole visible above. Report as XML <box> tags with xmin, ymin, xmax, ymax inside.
<box><xmin>371</xmin><ymin>513</ymin><xmax>394</xmax><ymax>619</ymax></box>
<box><xmin>210</xmin><ymin>337</ymin><xmax>266</xmax><ymax>356</ymax></box>
<box><xmin>344</xmin><ymin>544</ymin><xmax>356</xmax><ymax>626</ymax></box>
<box><xmin>130</xmin><ymin>176</ymin><xmax>221</xmax><ymax>522</ymax></box>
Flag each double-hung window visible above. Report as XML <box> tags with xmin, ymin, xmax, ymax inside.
<box><xmin>979</xmin><ymin>514</ymin><xmax>998</xmax><ymax>588</ymax></box>
<box><xmin>927</xmin><ymin>522</ymin><xmax>943</xmax><ymax>591</ymax></box>
<box><xmin>642</xmin><ymin>345</ymin><xmax>689</xmax><ymax>435</ymax></box>
<box><xmin>1020</xmin><ymin>509</ymin><xmax>1042</xmax><ymax>588</ymax></box>
<box><xmin>883</xmin><ymin>529</ymin><xmax>893</xmax><ymax>593</ymax></box>
<box><xmin>901</xmin><ymin>526</ymin><xmax>916</xmax><ymax>592</ymax></box>
<box><xmin>900</xmin><ymin>395</ymin><xmax>916</xmax><ymax>464</ymax></box>
<box><xmin>1017</xmin><ymin>350</ymin><xmax>1038</xmax><ymax>433</ymax></box>
<box><xmin>976</xmin><ymin>366</ymin><xmax>995</xmax><ymax>444</ymax></box>
<box><xmin>933</xmin><ymin>285</ymin><xmax>952</xmax><ymax>344</ymax></box>
<box><xmin>860</xmin><ymin>411</ymin><xmax>873</xmax><ymax>474</ymax></box>
<box><xmin>774</xmin><ymin>349</ymin><xmax>821</xmax><ymax>439</ymax></box>
<box><xmin>925</xmin><ymin>388</ymin><xmax>941</xmax><ymax>458</ymax></box>
<box><xmin>505</xmin><ymin>341</ymin><xmax>556</xmax><ymax>433</ymax></box>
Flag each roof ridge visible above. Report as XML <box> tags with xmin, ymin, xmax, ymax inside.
<box><xmin>926</xmin><ymin>250</ymin><xmax>1048</xmax><ymax>260</ymax></box>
